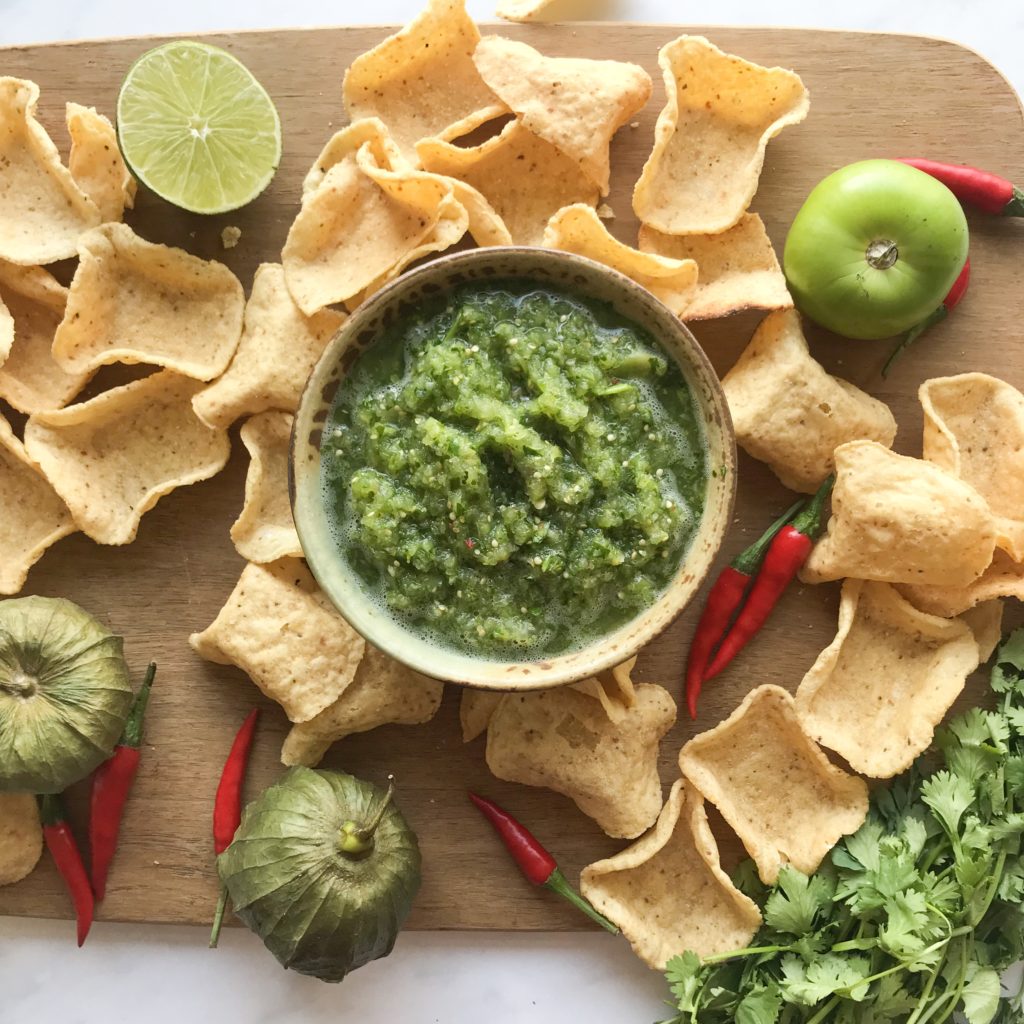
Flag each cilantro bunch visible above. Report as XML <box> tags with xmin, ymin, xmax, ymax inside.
<box><xmin>663</xmin><ymin>629</ymin><xmax>1024</xmax><ymax>1024</ymax></box>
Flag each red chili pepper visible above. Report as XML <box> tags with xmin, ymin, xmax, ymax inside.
<box><xmin>468</xmin><ymin>792</ymin><xmax>619</xmax><ymax>933</ymax></box>
<box><xmin>704</xmin><ymin>475</ymin><xmax>834</xmax><ymax>681</ymax></box>
<box><xmin>897</xmin><ymin>158</ymin><xmax>1024</xmax><ymax>216</ymax></box>
<box><xmin>90</xmin><ymin>662</ymin><xmax>156</xmax><ymax>902</ymax></box>
<box><xmin>684</xmin><ymin>498</ymin><xmax>805</xmax><ymax>720</ymax></box>
<box><xmin>883</xmin><ymin>259</ymin><xmax>971</xmax><ymax>377</ymax></box>
<box><xmin>209</xmin><ymin>707</ymin><xmax>260</xmax><ymax>949</ymax></box>
<box><xmin>39</xmin><ymin>793</ymin><xmax>94</xmax><ymax>947</ymax></box>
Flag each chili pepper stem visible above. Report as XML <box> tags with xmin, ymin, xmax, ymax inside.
<box><xmin>730</xmin><ymin>499</ymin><xmax>806</xmax><ymax>576</ymax></box>
<box><xmin>209</xmin><ymin>884</ymin><xmax>229</xmax><ymax>948</ymax></box>
<box><xmin>544</xmin><ymin>868</ymin><xmax>619</xmax><ymax>934</ymax></box>
<box><xmin>883</xmin><ymin>308</ymin><xmax>947</xmax><ymax>377</ymax></box>
<box><xmin>1007</xmin><ymin>186</ymin><xmax>1024</xmax><ymax>217</ymax></box>
<box><xmin>122</xmin><ymin>662</ymin><xmax>157</xmax><ymax>748</ymax></box>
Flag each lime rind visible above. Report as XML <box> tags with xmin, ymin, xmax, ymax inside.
<box><xmin>117</xmin><ymin>40</ymin><xmax>282</xmax><ymax>215</ymax></box>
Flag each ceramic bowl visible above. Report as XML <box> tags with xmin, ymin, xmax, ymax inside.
<box><xmin>291</xmin><ymin>246</ymin><xmax>735</xmax><ymax>690</ymax></box>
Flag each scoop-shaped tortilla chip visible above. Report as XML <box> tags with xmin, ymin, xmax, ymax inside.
<box><xmin>342</xmin><ymin>0</ymin><xmax>505</xmax><ymax>162</ymax></box>
<box><xmin>473</xmin><ymin>37</ymin><xmax>652</xmax><ymax>195</ymax></box>
<box><xmin>417</xmin><ymin>118</ymin><xmax>600</xmax><ymax>246</ymax></box>
<box><xmin>581</xmin><ymin>780</ymin><xmax>762</xmax><ymax>969</ymax></box>
<box><xmin>638</xmin><ymin>214</ymin><xmax>792</xmax><ymax>320</ymax></box>
<box><xmin>542</xmin><ymin>205</ymin><xmax>697</xmax><ymax>316</ymax></box>
<box><xmin>495</xmin><ymin>0</ymin><xmax>556</xmax><ymax>20</ymax></box>
<box><xmin>281</xmin><ymin>644</ymin><xmax>444</xmax><ymax>766</ymax></box>
<box><xmin>301</xmin><ymin>118</ymin><xmax>408</xmax><ymax>195</ymax></box>
<box><xmin>0</xmin><ymin>295</ymin><xmax>11</xmax><ymax>367</ymax></box>
<box><xmin>633</xmin><ymin>36</ymin><xmax>809</xmax><ymax>235</ymax></box>
<box><xmin>66</xmin><ymin>103</ymin><xmax>136</xmax><ymax>223</ymax></box>
<box><xmin>921</xmin><ymin>373</ymin><xmax>1024</xmax><ymax>562</ymax></box>
<box><xmin>0</xmin><ymin>77</ymin><xmax>100</xmax><ymax>265</ymax></box>
<box><xmin>0</xmin><ymin>412</ymin><xmax>75</xmax><ymax>595</ymax></box>
<box><xmin>460</xmin><ymin>690</ymin><xmax>504</xmax><ymax>743</ymax></box>
<box><xmin>24</xmin><ymin>370</ymin><xmax>230</xmax><ymax>545</ymax></box>
<box><xmin>486</xmin><ymin>683</ymin><xmax>676</xmax><ymax>839</ymax></box>
<box><xmin>898</xmin><ymin>550</ymin><xmax>1024</xmax><ymax>618</ymax></box>
<box><xmin>193</xmin><ymin>263</ymin><xmax>344</xmax><ymax>430</ymax></box>
<box><xmin>802</xmin><ymin>440</ymin><xmax>997</xmax><ymax>588</ymax></box>
<box><xmin>960</xmin><ymin>600</ymin><xmax>1004</xmax><ymax>663</ymax></box>
<box><xmin>449</xmin><ymin>178</ymin><xmax>514</xmax><ymax>247</ymax></box>
<box><xmin>795</xmin><ymin>580</ymin><xmax>980</xmax><ymax>779</ymax></box>
<box><xmin>191</xmin><ymin>558</ymin><xmax>366</xmax><ymax>724</ymax></box>
<box><xmin>680</xmin><ymin>685</ymin><xmax>868</xmax><ymax>884</ymax></box>
<box><xmin>52</xmin><ymin>223</ymin><xmax>244</xmax><ymax>381</ymax></box>
<box><xmin>0</xmin><ymin>262</ymin><xmax>89</xmax><ymax>414</ymax></box>
<box><xmin>231</xmin><ymin>411</ymin><xmax>303</xmax><ymax>564</ymax></box>
<box><xmin>0</xmin><ymin>792</ymin><xmax>44</xmax><ymax>886</ymax></box>
<box><xmin>283</xmin><ymin>124</ymin><xmax>464</xmax><ymax>313</ymax></box>
<box><xmin>571</xmin><ymin>655</ymin><xmax>639</xmax><ymax>723</ymax></box>
<box><xmin>723</xmin><ymin>310</ymin><xmax>897</xmax><ymax>493</ymax></box>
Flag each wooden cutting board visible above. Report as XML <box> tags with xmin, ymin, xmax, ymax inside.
<box><xmin>1</xmin><ymin>23</ymin><xmax>1022</xmax><ymax>932</ymax></box>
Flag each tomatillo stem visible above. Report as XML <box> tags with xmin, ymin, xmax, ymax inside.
<box><xmin>0</xmin><ymin>672</ymin><xmax>37</xmax><ymax>698</ymax></box>
<box><xmin>338</xmin><ymin>782</ymin><xmax>395</xmax><ymax>858</ymax></box>
<box><xmin>866</xmin><ymin>239</ymin><xmax>899</xmax><ymax>269</ymax></box>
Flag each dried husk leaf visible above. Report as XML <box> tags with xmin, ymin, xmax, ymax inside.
<box><xmin>633</xmin><ymin>36</ymin><xmax>809</xmax><ymax>234</ymax></box>
<box><xmin>722</xmin><ymin>310</ymin><xmax>897</xmax><ymax>493</ymax></box>
<box><xmin>802</xmin><ymin>440</ymin><xmax>997</xmax><ymax>588</ymax></box>
<box><xmin>581</xmin><ymin>780</ymin><xmax>762</xmax><ymax>969</ymax></box>
<box><xmin>0</xmin><ymin>596</ymin><xmax>132</xmax><ymax>794</ymax></box>
<box><xmin>24</xmin><ymin>371</ymin><xmax>230</xmax><ymax>546</ymax></box>
<box><xmin>281</xmin><ymin>645</ymin><xmax>444</xmax><ymax>767</ymax></box>
<box><xmin>51</xmin><ymin>223</ymin><xmax>245</xmax><ymax>381</ymax></box>
<box><xmin>679</xmin><ymin>685</ymin><xmax>868</xmax><ymax>884</ymax></box>
<box><xmin>486</xmin><ymin>683</ymin><xmax>676</xmax><ymax>839</ymax></box>
<box><xmin>638</xmin><ymin>213</ymin><xmax>791</xmax><ymax>320</ymax></box>
<box><xmin>219</xmin><ymin>767</ymin><xmax>420</xmax><ymax>982</ymax></box>
<box><xmin>795</xmin><ymin>580</ymin><xmax>981</xmax><ymax>778</ymax></box>
<box><xmin>191</xmin><ymin>559</ymin><xmax>365</xmax><ymax>723</ymax></box>
<box><xmin>0</xmin><ymin>77</ymin><xmax>100</xmax><ymax>264</ymax></box>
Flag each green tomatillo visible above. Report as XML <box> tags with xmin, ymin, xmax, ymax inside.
<box><xmin>783</xmin><ymin>159</ymin><xmax>969</xmax><ymax>340</ymax></box>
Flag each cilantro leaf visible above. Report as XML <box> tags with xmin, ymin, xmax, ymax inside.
<box><xmin>991</xmin><ymin>627</ymin><xmax>1024</xmax><ymax>694</ymax></box>
<box><xmin>665</xmin><ymin>952</ymin><xmax>702</xmax><ymax>1013</ymax></box>
<box><xmin>961</xmin><ymin>964</ymin><xmax>1002</xmax><ymax>1024</ymax></box>
<box><xmin>921</xmin><ymin>770</ymin><xmax>975</xmax><ymax>838</ymax></box>
<box><xmin>878</xmin><ymin>890</ymin><xmax>930</xmax><ymax>958</ymax></box>
<box><xmin>779</xmin><ymin>953</ymin><xmax>871</xmax><ymax>1005</ymax></box>
<box><xmin>734</xmin><ymin>983</ymin><xmax>781</xmax><ymax>1024</ymax></box>
<box><xmin>763</xmin><ymin>866</ymin><xmax>834</xmax><ymax>936</ymax></box>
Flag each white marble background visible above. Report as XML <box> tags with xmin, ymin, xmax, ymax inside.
<box><xmin>1</xmin><ymin>2</ymin><xmax>1022</xmax><ymax>1022</ymax></box>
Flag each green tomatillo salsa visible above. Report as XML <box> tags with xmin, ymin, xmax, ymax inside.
<box><xmin>321</xmin><ymin>281</ymin><xmax>708</xmax><ymax>658</ymax></box>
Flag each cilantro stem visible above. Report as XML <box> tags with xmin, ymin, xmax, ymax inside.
<box><xmin>698</xmin><ymin>943</ymin><xmax>794</xmax><ymax>965</ymax></box>
<box><xmin>804</xmin><ymin>994</ymin><xmax>841</xmax><ymax>1024</ymax></box>
<box><xmin>970</xmin><ymin>847</ymin><xmax>1008</xmax><ymax>926</ymax></box>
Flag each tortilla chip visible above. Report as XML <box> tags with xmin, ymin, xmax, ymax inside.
<box><xmin>301</xmin><ymin>118</ymin><xmax>408</xmax><ymax>195</ymax></box>
<box><xmin>283</xmin><ymin>122</ymin><xmax>464</xmax><ymax>313</ymax></box>
<box><xmin>0</xmin><ymin>296</ymin><xmax>11</xmax><ymax>367</ymax></box>
<box><xmin>0</xmin><ymin>77</ymin><xmax>100</xmax><ymax>265</ymax></box>
<box><xmin>473</xmin><ymin>37</ymin><xmax>652</xmax><ymax>195</ymax></box>
<box><xmin>417</xmin><ymin>119</ymin><xmax>600</xmax><ymax>246</ymax></box>
<box><xmin>542</xmin><ymin>205</ymin><xmax>697</xmax><ymax>316</ymax></box>
<box><xmin>638</xmin><ymin>214</ymin><xmax>792</xmax><ymax>320</ymax></box>
<box><xmin>679</xmin><ymin>685</ymin><xmax>868</xmax><ymax>884</ymax></box>
<box><xmin>495</xmin><ymin>0</ymin><xmax>556</xmax><ymax>20</ymax></box>
<box><xmin>571</xmin><ymin>655</ymin><xmax>639</xmax><ymax>723</ymax></box>
<box><xmin>281</xmin><ymin>644</ymin><xmax>444</xmax><ymax>766</ymax></box>
<box><xmin>231</xmin><ymin>411</ymin><xmax>302</xmax><ymax>564</ymax></box>
<box><xmin>802</xmin><ymin>440</ymin><xmax>997</xmax><ymax>588</ymax></box>
<box><xmin>460</xmin><ymin>690</ymin><xmax>504</xmax><ymax>743</ymax></box>
<box><xmin>24</xmin><ymin>370</ymin><xmax>230</xmax><ymax>546</ymax></box>
<box><xmin>722</xmin><ymin>310</ymin><xmax>897</xmax><ymax>493</ymax></box>
<box><xmin>898</xmin><ymin>550</ymin><xmax>1024</xmax><ymax>618</ymax></box>
<box><xmin>51</xmin><ymin>223</ymin><xmax>243</xmax><ymax>381</ymax></box>
<box><xmin>449</xmin><ymin>178</ymin><xmax>514</xmax><ymax>246</ymax></box>
<box><xmin>191</xmin><ymin>558</ymin><xmax>366</xmax><ymax>724</ymax></box>
<box><xmin>66</xmin><ymin>103</ymin><xmax>136</xmax><ymax>223</ymax></box>
<box><xmin>795</xmin><ymin>580</ymin><xmax>980</xmax><ymax>779</ymax></box>
<box><xmin>0</xmin><ymin>412</ymin><xmax>75</xmax><ymax>595</ymax></box>
<box><xmin>633</xmin><ymin>36</ymin><xmax>809</xmax><ymax>234</ymax></box>
<box><xmin>581</xmin><ymin>780</ymin><xmax>762</xmax><ymax>969</ymax></box>
<box><xmin>960</xmin><ymin>600</ymin><xmax>1004</xmax><ymax>663</ymax></box>
<box><xmin>0</xmin><ymin>262</ymin><xmax>89</xmax><ymax>414</ymax></box>
<box><xmin>342</xmin><ymin>0</ymin><xmax>505</xmax><ymax>162</ymax></box>
<box><xmin>192</xmin><ymin>263</ymin><xmax>344</xmax><ymax>430</ymax></box>
<box><xmin>486</xmin><ymin>683</ymin><xmax>676</xmax><ymax>839</ymax></box>
<box><xmin>921</xmin><ymin>373</ymin><xmax>1024</xmax><ymax>562</ymax></box>
<box><xmin>0</xmin><ymin>793</ymin><xmax>43</xmax><ymax>886</ymax></box>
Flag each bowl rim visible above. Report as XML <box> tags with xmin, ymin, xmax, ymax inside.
<box><xmin>290</xmin><ymin>245</ymin><xmax>737</xmax><ymax>690</ymax></box>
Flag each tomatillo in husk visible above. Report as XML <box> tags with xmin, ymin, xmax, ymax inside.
<box><xmin>783</xmin><ymin>159</ymin><xmax>969</xmax><ymax>340</ymax></box>
<box><xmin>218</xmin><ymin>767</ymin><xmax>421</xmax><ymax>982</ymax></box>
<box><xmin>0</xmin><ymin>596</ymin><xmax>133</xmax><ymax>793</ymax></box>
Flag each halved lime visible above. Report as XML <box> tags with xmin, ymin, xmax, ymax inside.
<box><xmin>117</xmin><ymin>41</ymin><xmax>281</xmax><ymax>215</ymax></box>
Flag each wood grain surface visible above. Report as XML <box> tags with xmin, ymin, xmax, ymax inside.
<box><xmin>0</xmin><ymin>23</ymin><xmax>1022</xmax><ymax>932</ymax></box>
